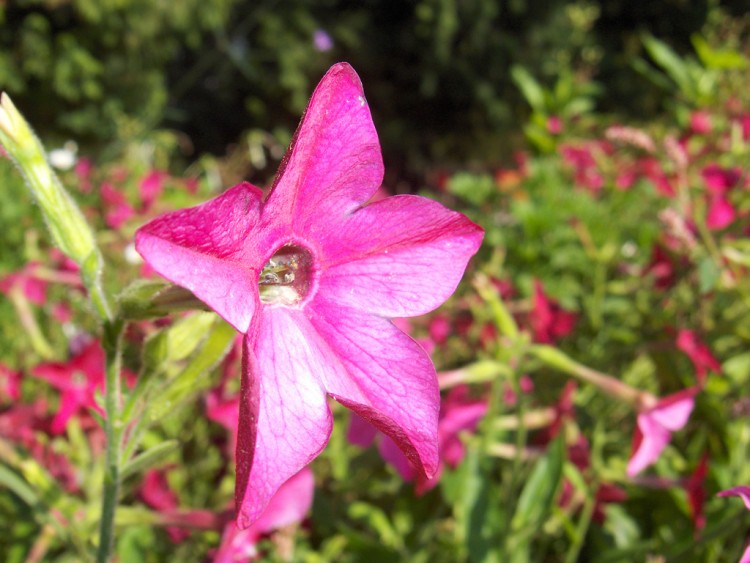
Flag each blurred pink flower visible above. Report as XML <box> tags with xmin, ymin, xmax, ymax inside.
<box><xmin>0</xmin><ymin>363</ymin><xmax>21</xmax><ymax>402</ymax></box>
<box><xmin>135</xmin><ymin>63</ymin><xmax>483</xmax><ymax>527</ymax></box>
<box><xmin>214</xmin><ymin>468</ymin><xmax>314</xmax><ymax>562</ymax></box>
<box><xmin>627</xmin><ymin>387</ymin><xmax>697</xmax><ymax>477</ymax></box>
<box><xmin>74</xmin><ymin>157</ymin><xmax>93</xmax><ymax>193</ymax></box>
<box><xmin>717</xmin><ymin>486</ymin><xmax>750</xmax><ymax>563</ymax></box>
<box><xmin>140</xmin><ymin>469</ymin><xmax>189</xmax><ymax>543</ymax></box>
<box><xmin>31</xmin><ymin>340</ymin><xmax>136</xmax><ymax>434</ymax></box>
<box><xmin>312</xmin><ymin>29</ymin><xmax>334</xmax><ymax>52</ymax></box>
<box><xmin>139</xmin><ymin>170</ymin><xmax>167</xmax><ymax>211</ymax></box>
<box><xmin>530</xmin><ymin>279</ymin><xmax>577</xmax><ymax>344</ymax></box>
<box><xmin>639</xmin><ymin>157</ymin><xmax>675</xmax><ymax>197</ymax></box>
<box><xmin>101</xmin><ymin>182</ymin><xmax>135</xmax><ymax>229</ymax></box>
<box><xmin>349</xmin><ymin>385</ymin><xmax>487</xmax><ymax>494</ymax></box>
<box><xmin>685</xmin><ymin>454</ymin><xmax>709</xmax><ymax>533</ymax></box>
<box><xmin>547</xmin><ymin>115</ymin><xmax>563</xmax><ymax>135</ymax></box>
<box><xmin>0</xmin><ymin>400</ymin><xmax>79</xmax><ymax>491</ymax></box>
<box><xmin>676</xmin><ymin>329</ymin><xmax>721</xmax><ymax>384</ymax></box>
<box><xmin>689</xmin><ymin>111</ymin><xmax>712</xmax><ymax>135</ymax></box>
<box><xmin>560</xmin><ymin>143</ymin><xmax>607</xmax><ymax>193</ymax></box>
<box><xmin>0</xmin><ymin>261</ymin><xmax>47</xmax><ymax>305</ymax></box>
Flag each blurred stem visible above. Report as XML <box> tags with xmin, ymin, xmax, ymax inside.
<box><xmin>530</xmin><ymin>345</ymin><xmax>655</xmax><ymax>410</ymax></box>
<box><xmin>8</xmin><ymin>286</ymin><xmax>54</xmax><ymax>360</ymax></box>
<box><xmin>96</xmin><ymin>319</ymin><xmax>124</xmax><ymax>563</ymax></box>
<box><xmin>473</xmin><ymin>272</ymin><xmax>519</xmax><ymax>340</ymax></box>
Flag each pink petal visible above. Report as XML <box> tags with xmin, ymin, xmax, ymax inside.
<box><xmin>264</xmin><ymin>63</ymin><xmax>384</xmax><ymax>232</ymax></box>
<box><xmin>235</xmin><ymin>309</ymin><xmax>332</xmax><ymax>528</ymax></box>
<box><xmin>378</xmin><ymin>434</ymin><xmax>417</xmax><ymax>481</ymax></box>
<box><xmin>51</xmin><ymin>391</ymin><xmax>84</xmax><ymax>434</ymax></box>
<box><xmin>217</xmin><ymin>468</ymin><xmax>314</xmax><ymax>562</ymax></box>
<box><xmin>136</xmin><ymin>183</ymin><xmax>267</xmax><ymax>332</ymax></box>
<box><xmin>718</xmin><ymin>486</ymin><xmax>750</xmax><ymax>511</ymax></box>
<box><xmin>315</xmin><ymin>195</ymin><xmax>483</xmax><ymax>317</ymax></box>
<box><xmin>627</xmin><ymin>389</ymin><xmax>696</xmax><ymax>476</ymax></box>
<box><xmin>347</xmin><ymin>412</ymin><xmax>378</xmax><ymax>448</ymax></box>
<box><xmin>254</xmin><ymin>467</ymin><xmax>314</xmax><ymax>534</ymax></box>
<box><xmin>706</xmin><ymin>195</ymin><xmax>736</xmax><ymax>230</ymax></box>
<box><xmin>627</xmin><ymin>413</ymin><xmax>672</xmax><ymax>477</ymax></box>
<box><xmin>307</xmin><ymin>295</ymin><xmax>440</xmax><ymax>478</ymax></box>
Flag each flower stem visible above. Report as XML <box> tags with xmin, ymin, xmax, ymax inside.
<box><xmin>96</xmin><ymin>318</ymin><xmax>124</xmax><ymax>563</ymax></box>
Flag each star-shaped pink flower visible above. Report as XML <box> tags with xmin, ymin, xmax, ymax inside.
<box><xmin>627</xmin><ymin>387</ymin><xmax>698</xmax><ymax>477</ymax></box>
<box><xmin>136</xmin><ymin>63</ymin><xmax>484</xmax><ymax>527</ymax></box>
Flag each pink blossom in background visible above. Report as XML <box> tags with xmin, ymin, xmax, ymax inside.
<box><xmin>30</xmin><ymin>340</ymin><xmax>126</xmax><ymax>434</ymax></box>
<box><xmin>428</xmin><ymin>315</ymin><xmax>451</xmax><ymax>345</ymax></box>
<box><xmin>140</xmin><ymin>469</ymin><xmax>190</xmax><ymax>543</ymax></box>
<box><xmin>701</xmin><ymin>164</ymin><xmax>742</xmax><ymax>230</ymax></box>
<box><xmin>689</xmin><ymin>111</ymin><xmax>712</xmax><ymax>135</ymax></box>
<box><xmin>547</xmin><ymin>115</ymin><xmax>563</xmax><ymax>135</ymax></box>
<box><xmin>530</xmin><ymin>279</ymin><xmax>577</xmax><ymax>344</ymax></box>
<box><xmin>717</xmin><ymin>486</ymin><xmax>750</xmax><ymax>563</ymax></box>
<box><xmin>74</xmin><ymin>157</ymin><xmax>93</xmax><ymax>193</ymax></box>
<box><xmin>685</xmin><ymin>455</ymin><xmax>709</xmax><ymax>533</ymax></box>
<box><xmin>639</xmin><ymin>157</ymin><xmax>675</xmax><ymax>197</ymax></box>
<box><xmin>101</xmin><ymin>182</ymin><xmax>135</xmax><ymax>229</ymax></box>
<box><xmin>139</xmin><ymin>170</ymin><xmax>167</xmax><ymax>211</ymax></box>
<box><xmin>136</xmin><ymin>63</ymin><xmax>484</xmax><ymax>527</ymax></box>
<box><xmin>312</xmin><ymin>29</ymin><xmax>334</xmax><ymax>52</ymax></box>
<box><xmin>559</xmin><ymin>143</ymin><xmax>607</xmax><ymax>193</ymax></box>
<box><xmin>676</xmin><ymin>329</ymin><xmax>721</xmax><ymax>384</ymax></box>
<box><xmin>0</xmin><ymin>261</ymin><xmax>47</xmax><ymax>305</ymax></box>
<box><xmin>627</xmin><ymin>387</ymin><xmax>698</xmax><ymax>477</ymax></box>
<box><xmin>0</xmin><ymin>400</ymin><xmax>79</xmax><ymax>492</ymax></box>
<box><xmin>0</xmin><ymin>363</ymin><xmax>21</xmax><ymax>402</ymax></box>
<box><xmin>349</xmin><ymin>385</ymin><xmax>488</xmax><ymax>494</ymax></box>
<box><xmin>214</xmin><ymin>468</ymin><xmax>314</xmax><ymax>562</ymax></box>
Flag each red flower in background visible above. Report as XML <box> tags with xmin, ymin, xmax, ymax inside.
<box><xmin>676</xmin><ymin>329</ymin><xmax>721</xmax><ymax>384</ymax></box>
<box><xmin>530</xmin><ymin>280</ymin><xmax>577</xmax><ymax>344</ymax></box>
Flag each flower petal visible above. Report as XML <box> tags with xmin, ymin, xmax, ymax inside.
<box><xmin>235</xmin><ymin>309</ymin><xmax>332</xmax><ymax>528</ymax></box>
<box><xmin>718</xmin><ymin>485</ymin><xmax>750</xmax><ymax>511</ymax></box>
<box><xmin>136</xmin><ymin>183</ymin><xmax>267</xmax><ymax>332</ymax></box>
<box><xmin>627</xmin><ymin>413</ymin><xmax>671</xmax><ymax>477</ymax></box>
<box><xmin>307</xmin><ymin>294</ymin><xmax>440</xmax><ymax>477</ymax></box>
<box><xmin>316</xmin><ymin>195</ymin><xmax>483</xmax><ymax>317</ymax></box>
<box><xmin>264</xmin><ymin>62</ymin><xmax>384</xmax><ymax>231</ymax></box>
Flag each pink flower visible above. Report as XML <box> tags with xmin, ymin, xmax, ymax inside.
<box><xmin>676</xmin><ymin>329</ymin><xmax>721</xmax><ymax>384</ymax></box>
<box><xmin>101</xmin><ymin>182</ymin><xmax>135</xmax><ymax>229</ymax></box>
<box><xmin>0</xmin><ymin>261</ymin><xmax>47</xmax><ymax>305</ymax></box>
<box><xmin>530</xmin><ymin>279</ymin><xmax>577</xmax><ymax>344</ymax></box>
<box><xmin>31</xmin><ymin>340</ymin><xmax>106</xmax><ymax>434</ymax></box>
<box><xmin>546</xmin><ymin>115</ymin><xmax>563</xmax><ymax>135</ymax></box>
<box><xmin>349</xmin><ymin>385</ymin><xmax>487</xmax><ymax>494</ymax></box>
<box><xmin>717</xmin><ymin>486</ymin><xmax>750</xmax><ymax>563</ymax></box>
<box><xmin>139</xmin><ymin>170</ymin><xmax>166</xmax><ymax>211</ymax></box>
<box><xmin>0</xmin><ymin>363</ymin><xmax>21</xmax><ymax>402</ymax></box>
<box><xmin>140</xmin><ymin>469</ymin><xmax>189</xmax><ymax>543</ymax></box>
<box><xmin>135</xmin><ymin>63</ymin><xmax>483</xmax><ymax>527</ymax></box>
<box><xmin>685</xmin><ymin>455</ymin><xmax>709</xmax><ymax>533</ymax></box>
<box><xmin>214</xmin><ymin>468</ymin><xmax>314</xmax><ymax>562</ymax></box>
<box><xmin>74</xmin><ymin>157</ymin><xmax>93</xmax><ymax>193</ymax></box>
<box><xmin>627</xmin><ymin>387</ymin><xmax>697</xmax><ymax>477</ymax></box>
<box><xmin>689</xmin><ymin>111</ymin><xmax>712</xmax><ymax>135</ymax></box>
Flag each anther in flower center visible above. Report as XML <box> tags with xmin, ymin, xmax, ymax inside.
<box><xmin>258</xmin><ymin>245</ymin><xmax>313</xmax><ymax>306</ymax></box>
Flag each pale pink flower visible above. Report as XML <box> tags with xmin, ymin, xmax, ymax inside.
<box><xmin>689</xmin><ymin>110</ymin><xmax>712</xmax><ymax>135</ymax></box>
<box><xmin>0</xmin><ymin>261</ymin><xmax>47</xmax><ymax>305</ymax></box>
<box><xmin>136</xmin><ymin>63</ymin><xmax>483</xmax><ymax>527</ymax></box>
<box><xmin>214</xmin><ymin>468</ymin><xmax>314</xmax><ymax>562</ymax></box>
<box><xmin>627</xmin><ymin>387</ymin><xmax>697</xmax><ymax>477</ymax></box>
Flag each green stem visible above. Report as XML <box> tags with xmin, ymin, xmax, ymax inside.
<box><xmin>96</xmin><ymin>319</ymin><xmax>124</xmax><ymax>563</ymax></box>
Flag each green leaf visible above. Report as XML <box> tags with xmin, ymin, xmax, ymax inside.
<box><xmin>121</xmin><ymin>440</ymin><xmax>181</xmax><ymax>480</ymax></box>
<box><xmin>691</xmin><ymin>34</ymin><xmax>749</xmax><ymax>70</ymax></box>
<box><xmin>509</xmin><ymin>435</ymin><xmax>564</xmax><ymax>555</ymax></box>
<box><xmin>145</xmin><ymin>318</ymin><xmax>235</xmax><ymax>423</ymax></box>
<box><xmin>511</xmin><ymin>66</ymin><xmax>546</xmax><ymax>114</ymax></box>
<box><xmin>642</xmin><ymin>34</ymin><xmax>692</xmax><ymax>92</ymax></box>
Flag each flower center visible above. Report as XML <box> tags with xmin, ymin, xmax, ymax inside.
<box><xmin>258</xmin><ymin>245</ymin><xmax>313</xmax><ymax>306</ymax></box>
